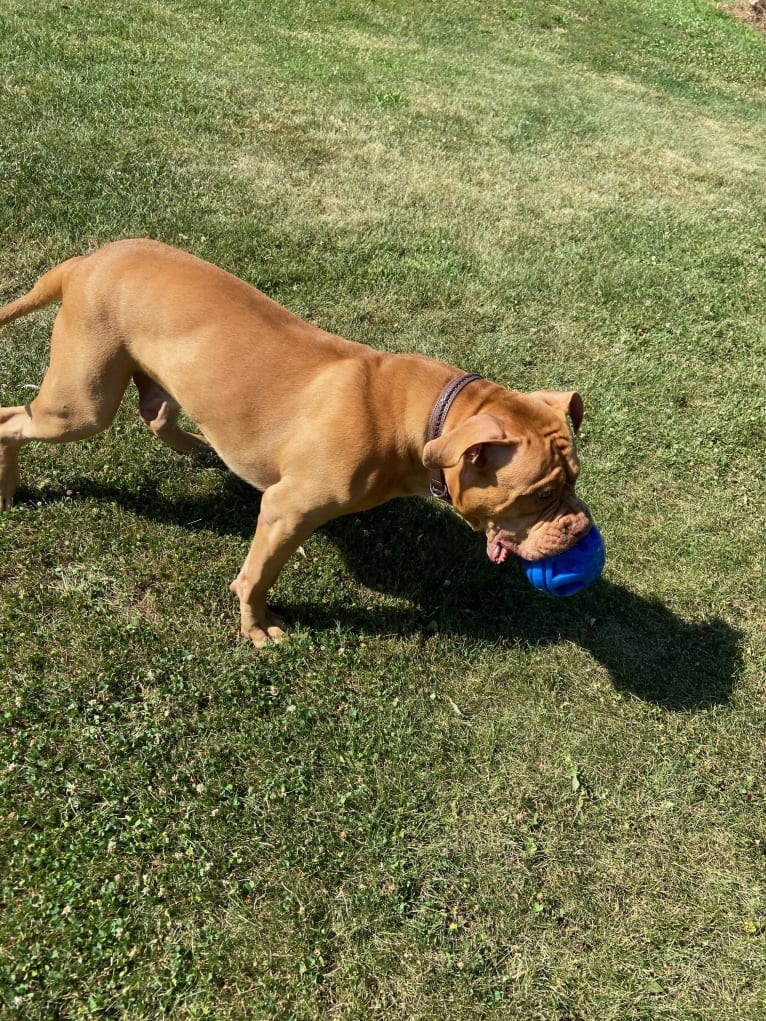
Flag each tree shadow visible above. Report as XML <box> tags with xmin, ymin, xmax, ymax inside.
<box><xmin>23</xmin><ymin>474</ymin><xmax>742</xmax><ymax>711</ymax></box>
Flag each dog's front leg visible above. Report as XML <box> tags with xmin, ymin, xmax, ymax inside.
<box><xmin>230</xmin><ymin>481</ymin><xmax>322</xmax><ymax>648</ymax></box>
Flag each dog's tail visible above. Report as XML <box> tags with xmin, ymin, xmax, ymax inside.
<box><xmin>0</xmin><ymin>255</ymin><xmax>88</xmax><ymax>329</ymax></box>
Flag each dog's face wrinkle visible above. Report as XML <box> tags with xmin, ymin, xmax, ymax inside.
<box><xmin>449</xmin><ymin>431</ymin><xmax>589</xmax><ymax>558</ymax></box>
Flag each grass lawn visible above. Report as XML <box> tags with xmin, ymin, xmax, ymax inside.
<box><xmin>1</xmin><ymin>1</ymin><xmax>764</xmax><ymax>1017</ymax></box>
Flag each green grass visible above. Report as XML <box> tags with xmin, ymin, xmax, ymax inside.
<box><xmin>1</xmin><ymin>1</ymin><xmax>765</xmax><ymax>1017</ymax></box>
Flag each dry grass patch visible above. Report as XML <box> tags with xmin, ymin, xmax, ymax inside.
<box><xmin>722</xmin><ymin>1</ymin><xmax>766</xmax><ymax>32</ymax></box>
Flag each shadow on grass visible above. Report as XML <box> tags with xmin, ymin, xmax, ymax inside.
<box><xmin>308</xmin><ymin>502</ymin><xmax>741</xmax><ymax>712</ymax></box>
<box><xmin>27</xmin><ymin>472</ymin><xmax>741</xmax><ymax>711</ymax></box>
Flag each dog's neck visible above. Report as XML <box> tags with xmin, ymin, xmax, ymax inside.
<box><xmin>425</xmin><ymin>373</ymin><xmax>484</xmax><ymax>501</ymax></box>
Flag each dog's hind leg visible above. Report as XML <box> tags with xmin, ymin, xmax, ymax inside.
<box><xmin>0</xmin><ymin>309</ymin><xmax>132</xmax><ymax>508</ymax></box>
<box><xmin>133</xmin><ymin>372</ymin><xmax>211</xmax><ymax>456</ymax></box>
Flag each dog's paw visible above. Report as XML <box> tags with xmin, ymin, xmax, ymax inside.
<box><xmin>0</xmin><ymin>466</ymin><xmax>21</xmax><ymax>510</ymax></box>
<box><xmin>240</xmin><ymin>607</ymin><xmax>288</xmax><ymax>649</ymax></box>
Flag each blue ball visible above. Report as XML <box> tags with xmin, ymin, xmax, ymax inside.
<box><xmin>522</xmin><ymin>524</ymin><xmax>605</xmax><ymax>597</ymax></box>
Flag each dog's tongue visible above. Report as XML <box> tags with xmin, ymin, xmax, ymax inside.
<box><xmin>487</xmin><ymin>536</ymin><xmax>511</xmax><ymax>565</ymax></box>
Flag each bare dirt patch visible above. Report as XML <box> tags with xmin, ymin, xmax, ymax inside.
<box><xmin>722</xmin><ymin>0</ymin><xmax>766</xmax><ymax>32</ymax></box>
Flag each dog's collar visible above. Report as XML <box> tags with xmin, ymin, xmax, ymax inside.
<box><xmin>425</xmin><ymin>373</ymin><xmax>484</xmax><ymax>501</ymax></box>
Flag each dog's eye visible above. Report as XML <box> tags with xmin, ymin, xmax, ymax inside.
<box><xmin>536</xmin><ymin>487</ymin><xmax>555</xmax><ymax>502</ymax></box>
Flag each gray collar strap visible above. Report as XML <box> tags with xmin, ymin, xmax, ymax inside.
<box><xmin>425</xmin><ymin>373</ymin><xmax>484</xmax><ymax>501</ymax></box>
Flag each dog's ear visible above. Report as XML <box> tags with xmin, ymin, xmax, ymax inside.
<box><xmin>529</xmin><ymin>390</ymin><xmax>584</xmax><ymax>433</ymax></box>
<box><xmin>422</xmin><ymin>413</ymin><xmax>514</xmax><ymax>469</ymax></box>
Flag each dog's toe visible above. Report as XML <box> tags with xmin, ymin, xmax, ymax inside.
<box><xmin>241</xmin><ymin>608</ymin><xmax>289</xmax><ymax>648</ymax></box>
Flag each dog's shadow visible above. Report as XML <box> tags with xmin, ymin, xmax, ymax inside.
<box><xmin>38</xmin><ymin>471</ymin><xmax>741</xmax><ymax>711</ymax></box>
<box><xmin>312</xmin><ymin>500</ymin><xmax>741</xmax><ymax>712</ymax></box>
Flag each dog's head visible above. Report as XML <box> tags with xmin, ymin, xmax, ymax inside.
<box><xmin>422</xmin><ymin>389</ymin><xmax>592</xmax><ymax>563</ymax></box>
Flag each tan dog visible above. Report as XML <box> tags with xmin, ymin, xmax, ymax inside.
<box><xmin>0</xmin><ymin>240</ymin><xmax>592</xmax><ymax>646</ymax></box>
